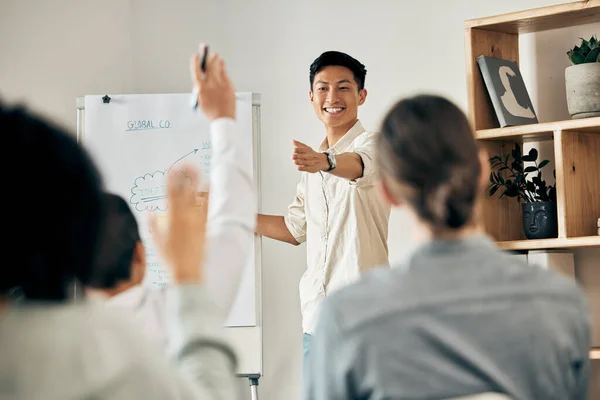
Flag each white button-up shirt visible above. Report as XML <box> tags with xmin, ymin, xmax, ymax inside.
<box><xmin>284</xmin><ymin>120</ymin><xmax>391</xmax><ymax>334</ymax></box>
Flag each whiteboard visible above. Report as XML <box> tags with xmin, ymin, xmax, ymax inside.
<box><xmin>77</xmin><ymin>93</ymin><xmax>262</xmax><ymax>376</ymax></box>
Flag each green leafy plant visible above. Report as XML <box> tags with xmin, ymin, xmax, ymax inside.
<box><xmin>567</xmin><ymin>35</ymin><xmax>600</xmax><ymax>65</ymax></box>
<box><xmin>488</xmin><ymin>143</ymin><xmax>556</xmax><ymax>203</ymax></box>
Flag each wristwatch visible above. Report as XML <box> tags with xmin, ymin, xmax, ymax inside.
<box><xmin>323</xmin><ymin>151</ymin><xmax>337</xmax><ymax>172</ymax></box>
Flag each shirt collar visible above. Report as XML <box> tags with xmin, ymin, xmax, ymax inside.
<box><xmin>319</xmin><ymin>120</ymin><xmax>366</xmax><ymax>154</ymax></box>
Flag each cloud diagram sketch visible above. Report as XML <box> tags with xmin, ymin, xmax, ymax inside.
<box><xmin>129</xmin><ymin>149</ymin><xmax>200</xmax><ymax>212</ymax></box>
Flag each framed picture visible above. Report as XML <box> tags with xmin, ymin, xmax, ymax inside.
<box><xmin>476</xmin><ymin>55</ymin><xmax>538</xmax><ymax>128</ymax></box>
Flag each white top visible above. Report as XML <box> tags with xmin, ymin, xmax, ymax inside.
<box><xmin>0</xmin><ymin>118</ymin><xmax>254</xmax><ymax>400</ymax></box>
<box><xmin>1</xmin><ymin>286</ymin><xmax>237</xmax><ymax>400</ymax></box>
<box><xmin>284</xmin><ymin>120</ymin><xmax>391</xmax><ymax>334</ymax></box>
<box><xmin>110</xmin><ymin>117</ymin><xmax>256</xmax><ymax>347</ymax></box>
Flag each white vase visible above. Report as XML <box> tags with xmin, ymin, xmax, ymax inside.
<box><xmin>565</xmin><ymin>62</ymin><xmax>600</xmax><ymax>119</ymax></box>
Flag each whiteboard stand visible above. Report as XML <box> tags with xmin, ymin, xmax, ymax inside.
<box><xmin>76</xmin><ymin>94</ymin><xmax>263</xmax><ymax>398</ymax></box>
<box><xmin>248</xmin><ymin>373</ymin><xmax>260</xmax><ymax>400</ymax></box>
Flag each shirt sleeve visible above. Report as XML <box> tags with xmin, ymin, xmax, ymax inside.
<box><xmin>304</xmin><ymin>297</ymin><xmax>353</xmax><ymax>400</ymax></box>
<box><xmin>160</xmin><ymin>116</ymin><xmax>254</xmax><ymax>400</ymax></box>
<box><xmin>284</xmin><ymin>173</ymin><xmax>307</xmax><ymax>244</ymax></box>
<box><xmin>203</xmin><ymin>117</ymin><xmax>257</xmax><ymax>314</ymax></box>
<box><xmin>349</xmin><ymin>131</ymin><xmax>379</xmax><ymax>188</ymax></box>
<box><xmin>164</xmin><ymin>284</ymin><xmax>239</xmax><ymax>400</ymax></box>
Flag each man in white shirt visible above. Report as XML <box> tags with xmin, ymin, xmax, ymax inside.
<box><xmin>256</xmin><ymin>51</ymin><xmax>391</xmax><ymax>377</ymax></box>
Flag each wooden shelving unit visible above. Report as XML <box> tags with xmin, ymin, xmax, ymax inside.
<box><xmin>464</xmin><ymin>0</ymin><xmax>600</xmax><ymax>251</ymax></box>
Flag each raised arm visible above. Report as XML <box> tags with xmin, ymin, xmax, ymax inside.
<box><xmin>148</xmin><ymin>43</ymin><xmax>248</xmax><ymax>400</ymax></box>
<box><xmin>151</xmin><ymin>162</ymin><xmax>238</xmax><ymax>400</ymax></box>
<box><xmin>202</xmin><ymin>116</ymin><xmax>255</xmax><ymax>312</ymax></box>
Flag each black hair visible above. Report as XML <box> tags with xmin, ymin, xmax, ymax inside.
<box><xmin>309</xmin><ymin>51</ymin><xmax>367</xmax><ymax>91</ymax></box>
<box><xmin>377</xmin><ymin>95</ymin><xmax>481</xmax><ymax>233</ymax></box>
<box><xmin>2</xmin><ymin>102</ymin><xmax>105</xmax><ymax>301</ymax></box>
<box><xmin>88</xmin><ymin>193</ymin><xmax>141</xmax><ymax>289</ymax></box>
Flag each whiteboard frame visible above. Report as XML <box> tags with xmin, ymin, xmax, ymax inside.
<box><xmin>76</xmin><ymin>93</ymin><xmax>263</xmax><ymax>377</ymax></box>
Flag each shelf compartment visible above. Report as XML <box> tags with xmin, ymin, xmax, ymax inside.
<box><xmin>555</xmin><ymin>131</ymin><xmax>600</xmax><ymax>238</ymax></box>
<box><xmin>479</xmin><ymin>140</ymin><xmax>526</xmax><ymax>242</ymax></box>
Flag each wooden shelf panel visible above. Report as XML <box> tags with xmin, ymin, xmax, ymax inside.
<box><xmin>496</xmin><ymin>235</ymin><xmax>600</xmax><ymax>250</ymax></box>
<box><xmin>497</xmin><ymin>236</ymin><xmax>600</xmax><ymax>251</ymax></box>
<box><xmin>464</xmin><ymin>0</ymin><xmax>600</xmax><ymax>34</ymax></box>
<box><xmin>591</xmin><ymin>348</ymin><xmax>600</xmax><ymax>360</ymax></box>
<box><xmin>475</xmin><ymin>117</ymin><xmax>600</xmax><ymax>140</ymax></box>
<box><xmin>556</xmin><ymin>131</ymin><xmax>600</xmax><ymax>237</ymax></box>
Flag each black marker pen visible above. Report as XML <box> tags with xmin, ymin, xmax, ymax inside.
<box><xmin>192</xmin><ymin>45</ymin><xmax>209</xmax><ymax>110</ymax></box>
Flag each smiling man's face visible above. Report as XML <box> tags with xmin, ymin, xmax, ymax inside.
<box><xmin>309</xmin><ymin>65</ymin><xmax>366</xmax><ymax>130</ymax></box>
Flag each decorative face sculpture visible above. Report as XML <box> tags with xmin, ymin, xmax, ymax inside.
<box><xmin>522</xmin><ymin>202</ymin><xmax>557</xmax><ymax>240</ymax></box>
<box><xmin>523</xmin><ymin>208</ymin><xmax>547</xmax><ymax>235</ymax></box>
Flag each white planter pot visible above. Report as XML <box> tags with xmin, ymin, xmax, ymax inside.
<box><xmin>565</xmin><ymin>63</ymin><xmax>600</xmax><ymax>119</ymax></box>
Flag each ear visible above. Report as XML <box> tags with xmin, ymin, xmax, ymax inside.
<box><xmin>358</xmin><ymin>88</ymin><xmax>367</xmax><ymax>106</ymax></box>
<box><xmin>130</xmin><ymin>241</ymin><xmax>146</xmax><ymax>285</ymax></box>
<box><xmin>309</xmin><ymin>90</ymin><xmax>314</xmax><ymax>103</ymax></box>
<box><xmin>377</xmin><ymin>176</ymin><xmax>401</xmax><ymax>207</ymax></box>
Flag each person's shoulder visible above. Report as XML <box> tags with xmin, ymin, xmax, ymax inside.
<box><xmin>347</xmin><ymin>130</ymin><xmax>380</xmax><ymax>158</ymax></box>
<box><xmin>529</xmin><ymin>262</ymin><xmax>588</xmax><ymax>304</ymax></box>
<box><xmin>6</xmin><ymin>300</ymin><xmax>135</xmax><ymax>332</ymax></box>
<box><xmin>110</xmin><ymin>284</ymin><xmax>167</xmax><ymax>305</ymax></box>
<box><xmin>354</xmin><ymin>128</ymin><xmax>378</xmax><ymax>143</ymax></box>
<box><xmin>489</xmin><ymin>249</ymin><xmax>589</xmax><ymax>313</ymax></box>
<box><xmin>76</xmin><ymin>301</ymin><xmax>172</xmax><ymax>369</ymax></box>
<box><xmin>523</xmin><ymin>263</ymin><xmax>590</xmax><ymax>335</ymax></box>
<box><xmin>75</xmin><ymin>301</ymin><xmax>155</xmax><ymax>342</ymax></box>
<box><xmin>321</xmin><ymin>264</ymin><xmax>407</xmax><ymax>326</ymax></box>
<box><xmin>494</xmin><ymin>248</ymin><xmax>578</xmax><ymax>291</ymax></box>
<box><xmin>1</xmin><ymin>302</ymin><xmax>148</xmax><ymax>369</ymax></box>
<box><xmin>109</xmin><ymin>284</ymin><xmax>146</xmax><ymax>307</ymax></box>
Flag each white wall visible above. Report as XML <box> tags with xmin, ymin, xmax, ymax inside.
<box><xmin>0</xmin><ymin>0</ymin><xmax>228</xmax><ymax>128</ymax></box>
<box><xmin>1</xmin><ymin>1</ymin><xmax>597</xmax><ymax>399</ymax></box>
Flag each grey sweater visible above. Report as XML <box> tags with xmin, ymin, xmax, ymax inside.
<box><xmin>0</xmin><ymin>285</ymin><xmax>237</xmax><ymax>400</ymax></box>
<box><xmin>305</xmin><ymin>235</ymin><xmax>591</xmax><ymax>400</ymax></box>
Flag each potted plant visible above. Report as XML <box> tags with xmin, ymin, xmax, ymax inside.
<box><xmin>565</xmin><ymin>35</ymin><xmax>600</xmax><ymax>119</ymax></box>
<box><xmin>488</xmin><ymin>143</ymin><xmax>557</xmax><ymax>240</ymax></box>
